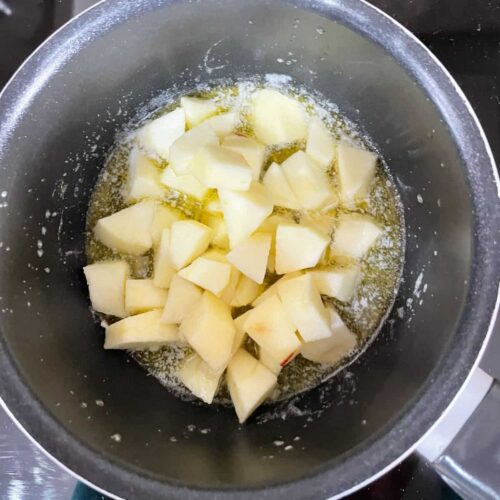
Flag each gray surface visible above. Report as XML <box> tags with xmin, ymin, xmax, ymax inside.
<box><xmin>0</xmin><ymin>1</ymin><xmax>96</xmax><ymax>496</ymax></box>
<box><xmin>0</xmin><ymin>0</ymin><xmax>96</xmax><ymax>492</ymax></box>
<box><xmin>0</xmin><ymin>413</ymin><xmax>76</xmax><ymax>499</ymax></box>
<box><xmin>435</xmin><ymin>381</ymin><xmax>500</xmax><ymax>500</ymax></box>
<box><xmin>480</xmin><ymin>312</ymin><xmax>500</xmax><ymax>380</ymax></box>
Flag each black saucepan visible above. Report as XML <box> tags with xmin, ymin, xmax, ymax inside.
<box><xmin>0</xmin><ymin>0</ymin><xmax>499</xmax><ymax>498</ymax></box>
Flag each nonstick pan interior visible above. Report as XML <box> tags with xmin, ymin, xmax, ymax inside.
<box><xmin>0</xmin><ymin>1</ymin><xmax>498</xmax><ymax>498</ymax></box>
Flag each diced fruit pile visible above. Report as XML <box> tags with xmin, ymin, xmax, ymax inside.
<box><xmin>84</xmin><ymin>89</ymin><xmax>383</xmax><ymax>423</ymax></box>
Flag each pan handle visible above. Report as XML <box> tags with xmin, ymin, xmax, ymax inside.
<box><xmin>417</xmin><ymin>368</ymin><xmax>500</xmax><ymax>500</ymax></box>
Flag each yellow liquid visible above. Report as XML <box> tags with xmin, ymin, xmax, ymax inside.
<box><xmin>85</xmin><ymin>81</ymin><xmax>405</xmax><ymax>403</ymax></box>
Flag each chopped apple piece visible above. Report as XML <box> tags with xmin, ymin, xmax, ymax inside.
<box><xmin>309</xmin><ymin>265</ymin><xmax>361</xmax><ymax>301</ymax></box>
<box><xmin>178</xmin><ymin>354</ymin><xmax>223</xmax><ymax>404</ymax></box>
<box><xmin>222</xmin><ymin>135</ymin><xmax>265</xmax><ymax>180</ymax></box>
<box><xmin>178</xmin><ymin>256</ymin><xmax>232</xmax><ymax>296</ymax></box>
<box><xmin>281</xmin><ymin>151</ymin><xmax>337</xmax><ymax>210</ymax></box>
<box><xmin>275</xmin><ymin>223</ymin><xmax>329</xmax><ymax>274</ymax></box>
<box><xmin>135</xmin><ymin>107</ymin><xmax>185</xmax><ymax>161</ymax></box>
<box><xmin>277</xmin><ymin>273</ymin><xmax>332</xmax><ymax>341</ymax></box>
<box><xmin>194</xmin><ymin>249</ymin><xmax>239</xmax><ymax>303</ymax></box>
<box><xmin>161</xmin><ymin>274</ymin><xmax>202</xmax><ymax>324</ymax></box>
<box><xmin>105</xmin><ymin>310</ymin><xmax>179</xmax><ymax>350</ymax></box>
<box><xmin>206</xmin><ymin>112</ymin><xmax>239</xmax><ymax>138</ymax></box>
<box><xmin>251</xmin><ymin>89</ymin><xmax>308</xmax><ymax>145</ymax></box>
<box><xmin>337</xmin><ymin>143</ymin><xmax>377</xmax><ymax>204</ymax></box>
<box><xmin>160</xmin><ymin>166</ymin><xmax>209</xmax><ymax>200</ymax></box>
<box><xmin>169</xmin><ymin>122</ymin><xmax>218</xmax><ymax>175</ymax></box>
<box><xmin>234</xmin><ymin>310</ymin><xmax>251</xmax><ymax>334</ymax></box>
<box><xmin>258</xmin><ymin>214</ymin><xmax>293</xmax><ymax>234</ymax></box>
<box><xmin>125</xmin><ymin>279</ymin><xmax>168</xmax><ymax>314</ymax></box>
<box><xmin>219</xmin><ymin>182</ymin><xmax>273</xmax><ymax>248</ymax></box>
<box><xmin>226</xmin><ymin>348</ymin><xmax>277</xmax><ymax>423</ymax></box>
<box><xmin>125</xmin><ymin>148</ymin><xmax>164</xmax><ymax>202</ymax></box>
<box><xmin>258</xmin><ymin>348</ymin><xmax>282</xmax><ymax>375</ymax></box>
<box><xmin>298</xmin><ymin>212</ymin><xmax>336</xmax><ymax>239</ymax></box>
<box><xmin>227</xmin><ymin>233</ymin><xmax>271</xmax><ymax>284</ymax></box>
<box><xmin>301</xmin><ymin>308</ymin><xmax>357</xmax><ymax>364</ymax></box>
<box><xmin>202</xmin><ymin>248</ymin><xmax>228</xmax><ymax>262</ymax></box>
<box><xmin>262</xmin><ymin>162</ymin><xmax>300</xmax><ymax>209</ymax></box>
<box><xmin>331</xmin><ymin>214</ymin><xmax>383</xmax><ymax>260</ymax></box>
<box><xmin>259</xmin><ymin>346</ymin><xmax>298</xmax><ymax>375</ymax></box>
<box><xmin>243</xmin><ymin>295</ymin><xmax>301</xmax><ymax>363</ymax></box>
<box><xmin>200</xmin><ymin>213</ymin><xmax>229</xmax><ymax>250</ymax></box>
<box><xmin>151</xmin><ymin>203</ymin><xmax>185</xmax><ymax>246</ymax></box>
<box><xmin>251</xmin><ymin>271</ymin><xmax>302</xmax><ymax>307</ymax></box>
<box><xmin>169</xmin><ymin>220</ymin><xmax>212</xmax><ymax>269</ymax></box>
<box><xmin>231</xmin><ymin>275</ymin><xmax>265</xmax><ymax>307</ymax></box>
<box><xmin>305</xmin><ymin>117</ymin><xmax>336</xmax><ymax>169</ymax></box>
<box><xmin>83</xmin><ymin>260</ymin><xmax>129</xmax><ymax>318</ymax></box>
<box><xmin>94</xmin><ymin>200</ymin><xmax>155</xmax><ymax>255</ymax></box>
<box><xmin>159</xmin><ymin>322</ymin><xmax>183</xmax><ymax>344</ymax></box>
<box><xmin>180</xmin><ymin>97</ymin><xmax>218</xmax><ymax>128</ymax></box>
<box><xmin>220</xmin><ymin>265</ymin><xmax>241</xmax><ymax>305</ymax></box>
<box><xmin>179</xmin><ymin>292</ymin><xmax>235</xmax><ymax>372</ymax></box>
<box><xmin>259</xmin><ymin>214</ymin><xmax>294</xmax><ymax>273</ymax></box>
<box><xmin>153</xmin><ymin>229</ymin><xmax>176</xmax><ymax>288</ymax></box>
<box><xmin>233</xmin><ymin>310</ymin><xmax>251</xmax><ymax>355</ymax></box>
<box><xmin>204</xmin><ymin>196</ymin><xmax>223</xmax><ymax>214</ymax></box>
<box><xmin>192</xmin><ymin>145</ymin><xmax>252</xmax><ymax>191</ymax></box>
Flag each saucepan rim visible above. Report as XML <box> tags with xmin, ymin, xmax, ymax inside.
<box><xmin>0</xmin><ymin>0</ymin><xmax>498</xmax><ymax>498</ymax></box>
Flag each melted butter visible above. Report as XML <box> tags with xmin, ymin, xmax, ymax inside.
<box><xmin>85</xmin><ymin>82</ymin><xmax>404</xmax><ymax>404</ymax></box>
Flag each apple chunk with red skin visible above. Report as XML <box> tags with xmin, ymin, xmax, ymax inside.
<box><xmin>259</xmin><ymin>347</ymin><xmax>299</xmax><ymax>376</ymax></box>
